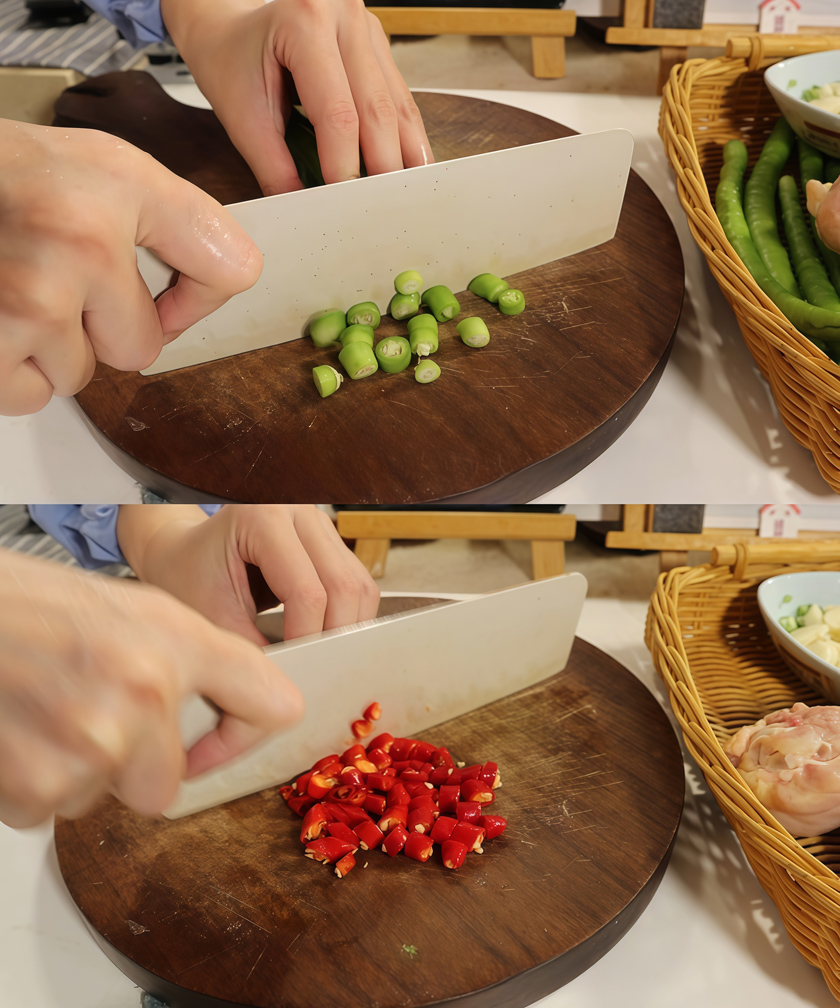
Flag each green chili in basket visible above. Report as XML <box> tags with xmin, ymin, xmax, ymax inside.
<box><xmin>797</xmin><ymin>137</ymin><xmax>840</xmax><ymax>299</ymax></box>
<box><xmin>778</xmin><ymin>174</ymin><xmax>840</xmax><ymax>312</ymax></box>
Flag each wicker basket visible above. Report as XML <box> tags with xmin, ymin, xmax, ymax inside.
<box><xmin>659</xmin><ymin>35</ymin><xmax>840</xmax><ymax>494</ymax></box>
<box><xmin>645</xmin><ymin>539</ymin><xmax>840</xmax><ymax>1000</ymax></box>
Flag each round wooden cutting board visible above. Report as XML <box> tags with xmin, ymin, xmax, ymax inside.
<box><xmin>54</xmin><ymin>635</ymin><xmax>684</xmax><ymax>1008</ymax></box>
<box><xmin>58</xmin><ymin>73</ymin><xmax>684</xmax><ymax>503</ymax></box>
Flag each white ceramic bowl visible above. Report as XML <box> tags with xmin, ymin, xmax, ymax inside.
<box><xmin>757</xmin><ymin>570</ymin><xmax>840</xmax><ymax>702</ymax></box>
<box><xmin>764</xmin><ymin>51</ymin><xmax>840</xmax><ymax>159</ymax></box>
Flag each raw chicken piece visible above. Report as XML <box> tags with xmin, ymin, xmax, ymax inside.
<box><xmin>724</xmin><ymin>702</ymin><xmax>840</xmax><ymax>836</ymax></box>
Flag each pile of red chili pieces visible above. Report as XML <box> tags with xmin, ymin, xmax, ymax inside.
<box><xmin>279</xmin><ymin>723</ymin><xmax>506</xmax><ymax>878</ymax></box>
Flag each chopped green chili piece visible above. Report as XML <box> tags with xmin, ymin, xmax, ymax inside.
<box><xmin>406</xmin><ymin>313</ymin><xmax>438</xmax><ymax>335</ymax></box>
<box><xmin>309</xmin><ymin>309</ymin><xmax>346</xmax><ymax>348</ymax></box>
<box><xmin>375</xmin><ymin>336</ymin><xmax>411</xmax><ymax>373</ymax></box>
<box><xmin>414</xmin><ymin>359</ymin><xmax>441</xmax><ymax>384</ymax></box>
<box><xmin>312</xmin><ymin>364</ymin><xmax>343</xmax><ymax>397</ymax></box>
<box><xmin>779</xmin><ymin>615</ymin><xmax>799</xmax><ymax>633</ymax></box>
<box><xmin>421</xmin><ymin>284</ymin><xmax>460</xmax><ymax>322</ymax></box>
<box><xmin>498</xmin><ymin>289</ymin><xmax>525</xmax><ymax>315</ymax></box>
<box><xmin>390</xmin><ymin>292</ymin><xmax>421</xmax><ymax>320</ymax></box>
<box><xmin>338</xmin><ymin>342</ymin><xmax>378</xmax><ymax>379</ymax></box>
<box><xmin>468</xmin><ymin>272</ymin><xmax>509</xmax><ymax>303</ymax></box>
<box><xmin>394</xmin><ymin>269</ymin><xmax>423</xmax><ymax>295</ymax></box>
<box><xmin>407</xmin><ymin>314</ymin><xmax>439</xmax><ymax>356</ymax></box>
<box><xmin>457</xmin><ymin>316</ymin><xmax>490</xmax><ymax>347</ymax></box>
<box><xmin>345</xmin><ymin>301</ymin><xmax>381</xmax><ymax>328</ymax></box>
<box><xmin>339</xmin><ymin>324</ymin><xmax>375</xmax><ymax>347</ymax></box>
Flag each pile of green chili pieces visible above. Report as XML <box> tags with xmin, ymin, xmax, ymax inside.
<box><xmin>714</xmin><ymin>116</ymin><xmax>840</xmax><ymax>355</ymax></box>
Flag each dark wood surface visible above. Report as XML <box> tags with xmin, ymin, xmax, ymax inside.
<box><xmin>54</xmin><ymin>634</ymin><xmax>684</xmax><ymax>1008</ymax></box>
<box><xmin>60</xmin><ymin>74</ymin><xmax>684</xmax><ymax>503</ymax></box>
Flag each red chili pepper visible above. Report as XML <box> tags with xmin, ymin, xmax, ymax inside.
<box><xmin>455</xmin><ymin>801</ymin><xmax>482</xmax><ymax>824</ymax></box>
<box><xmin>450</xmin><ymin>822</ymin><xmax>485</xmax><ymax>852</ymax></box>
<box><xmin>341</xmin><ymin>744</ymin><xmax>367</xmax><ymax>764</ymax></box>
<box><xmin>429</xmin><ymin>767</ymin><xmax>454</xmax><ymax>787</ymax></box>
<box><xmin>389</xmin><ymin>738</ymin><xmax>418</xmax><ymax>761</ymax></box>
<box><xmin>351</xmin><ymin>719</ymin><xmax>374</xmax><ymax>739</ymax></box>
<box><xmin>459</xmin><ymin>764</ymin><xmax>483</xmax><ymax>781</ymax></box>
<box><xmin>278</xmin><ymin>785</ymin><xmax>294</xmax><ymax>801</ymax></box>
<box><xmin>327</xmin><ymin>784</ymin><xmax>369</xmax><ymax>806</ymax></box>
<box><xmin>478</xmin><ymin>761</ymin><xmax>500</xmax><ymax>788</ymax></box>
<box><xmin>366</xmin><ymin>772</ymin><xmax>396</xmax><ymax>792</ymax></box>
<box><xmin>339</xmin><ymin>766</ymin><xmax>365</xmax><ymax>787</ymax></box>
<box><xmin>477</xmin><ymin>814</ymin><xmax>507</xmax><ymax>839</ymax></box>
<box><xmin>460</xmin><ymin>779</ymin><xmax>495</xmax><ymax>805</ymax></box>
<box><xmin>429</xmin><ymin>815</ymin><xmax>458</xmax><ymax>844</ymax></box>
<box><xmin>363</xmin><ymin>702</ymin><xmax>382</xmax><ymax>722</ymax></box>
<box><xmin>323</xmin><ymin>802</ymin><xmax>371</xmax><ymax>827</ymax></box>
<box><xmin>366</xmin><ymin>732</ymin><xmax>394</xmax><ymax>753</ymax></box>
<box><xmin>441</xmin><ymin>839</ymin><xmax>468</xmax><ymax>869</ymax></box>
<box><xmin>304</xmin><ymin>837</ymin><xmax>356</xmax><ymax>863</ymax></box>
<box><xmin>354</xmin><ymin>819</ymin><xmax>385</xmax><ymax>851</ymax></box>
<box><xmin>408</xmin><ymin>794</ymin><xmax>437</xmax><ymax>812</ymax></box>
<box><xmin>412</xmin><ymin>740</ymin><xmax>437</xmax><ymax>762</ymax></box>
<box><xmin>300</xmin><ymin>804</ymin><xmax>329</xmax><ymax>843</ymax></box>
<box><xmin>307</xmin><ymin>772</ymin><xmax>337</xmax><ymax>800</ymax></box>
<box><xmin>294</xmin><ymin>771</ymin><xmax>313</xmax><ymax>795</ymax></box>
<box><xmin>430</xmin><ymin>747</ymin><xmax>455</xmax><ymax>768</ymax></box>
<box><xmin>382</xmin><ymin>823</ymin><xmax>409</xmax><ymax>856</ymax></box>
<box><xmin>326</xmin><ymin>822</ymin><xmax>360</xmax><ymax>849</ymax></box>
<box><xmin>363</xmin><ymin>793</ymin><xmax>387</xmax><ymax>816</ymax></box>
<box><xmin>334</xmin><ymin>852</ymin><xmax>356</xmax><ymax>878</ymax></box>
<box><xmin>403</xmin><ymin>781</ymin><xmax>435</xmax><ymax>799</ymax></box>
<box><xmin>438</xmin><ymin>784</ymin><xmax>460</xmax><ymax>813</ymax></box>
<box><xmin>352</xmin><ymin>757</ymin><xmax>378</xmax><ymax>775</ymax></box>
<box><xmin>312</xmin><ymin>754</ymin><xmax>341</xmax><ymax>773</ymax></box>
<box><xmin>366</xmin><ymin>748</ymin><xmax>392</xmax><ymax>771</ymax></box>
<box><xmin>287</xmin><ymin>794</ymin><xmax>316</xmax><ymax>817</ymax></box>
<box><xmin>407</xmin><ymin>808</ymin><xmax>434</xmax><ymax>834</ymax></box>
<box><xmin>399</xmin><ymin>768</ymin><xmax>429</xmax><ymax>783</ymax></box>
<box><xmin>403</xmin><ymin>833</ymin><xmax>434</xmax><ymax>862</ymax></box>
<box><xmin>378</xmin><ymin>805</ymin><xmax>409</xmax><ymax>832</ymax></box>
<box><xmin>386</xmin><ymin>781</ymin><xmax>411</xmax><ymax>805</ymax></box>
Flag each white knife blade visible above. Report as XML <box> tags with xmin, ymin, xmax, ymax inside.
<box><xmin>166</xmin><ymin>572</ymin><xmax>587</xmax><ymax>818</ymax></box>
<box><xmin>139</xmin><ymin>128</ymin><xmax>633</xmax><ymax>375</ymax></box>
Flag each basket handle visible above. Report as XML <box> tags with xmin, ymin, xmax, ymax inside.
<box><xmin>726</xmin><ymin>34</ymin><xmax>840</xmax><ymax>71</ymax></box>
<box><xmin>712</xmin><ymin>540</ymin><xmax>840</xmax><ymax>579</ymax></box>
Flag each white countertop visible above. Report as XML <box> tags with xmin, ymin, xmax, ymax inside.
<box><xmin>2</xmin><ymin>87</ymin><xmax>837</xmax><ymax>504</ymax></box>
<box><xmin>1</xmin><ymin>594</ymin><xmax>837</xmax><ymax>1008</ymax></box>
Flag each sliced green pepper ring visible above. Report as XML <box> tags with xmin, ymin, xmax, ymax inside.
<box><xmin>406</xmin><ymin>313</ymin><xmax>438</xmax><ymax>336</ymax></box>
<box><xmin>309</xmin><ymin>309</ymin><xmax>347</xmax><ymax>348</ymax></box>
<box><xmin>408</xmin><ymin>328</ymin><xmax>439</xmax><ymax>356</ymax></box>
<box><xmin>345</xmin><ymin>301</ymin><xmax>381</xmax><ymax>328</ymax></box>
<box><xmin>415</xmin><ymin>359</ymin><xmax>441</xmax><ymax>384</ymax></box>
<box><xmin>375</xmin><ymin>336</ymin><xmax>411</xmax><ymax>373</ymax></box>
<box><xmin>468</xmin><ymin>272</ymin><xmax>509</xmax><ymax>303</ymax></box>
<box><xmin>498</xmin><ymin>289</ymin><xmax>525</xmax><ymax>315</ymax></box>
<box><xmin>421</xmin><ymin>284</ymin><xmax>460</xmax><ymax>323</ymax></box>
<box><xmin>389</xmin><ymin>292</ymin><xmax>421</xmax><ymax>320</ymax></box>
<box><xmin>339</xmin><ymin>324</ymin><xmax>375</xmax><ymax>347</ymax></box>
<box><xmin>312</xmin><ymin>364</ymin><xmax>344</xmax><ymax>397</ymax></box>
<box><xmin>394</xmin><ymin>269</ymin><xmax>423</xmax><ymax>295</ymax></box>
<box><xmin>339</xmin><ymin>342</ymin><xmax>379</xmax><ymax>379</ymax></box>
<box><xmin>457</xmin><ymin>316</ymin><xmax>490</xmax><ymax>347</ymax></box>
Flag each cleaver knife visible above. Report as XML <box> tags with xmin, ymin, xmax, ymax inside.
<box><xmin>139</xmin><ymin>128</ymin><xmax>634</xmax><ymax>375</ymax></box>
<box><xmin>166</xmin><ymin>572</ymin><xmax>587</xmax><ymax>818</ymax></box>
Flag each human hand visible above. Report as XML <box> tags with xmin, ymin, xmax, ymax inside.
<box><xmin>115</xmin><ymin>504</ymin><xmax>381</xmax><ymax>645</ymax></box>
<box><xmin>161</xmin><ymin>0</ymin><xmax>433</xmax><ymax>194</ymax></box>
<box><xmin>0</xmin><ymin>118</ymin><xmax>262</xmax><ymax>416</ymax></box>
<box><xmin>0</xmin><ymin>549</ymin><xmax>303</xmax><ymax>828</ymax></box>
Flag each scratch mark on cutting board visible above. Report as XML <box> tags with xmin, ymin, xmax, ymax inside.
<box><xmin>244</xmin><ymin>945</ymin><xmax>267</xmax><ymax>985</ymax></box>
<box><xmin>206</xmin><ymin>885</ymin><xmax>260</xmax><ymax>912</ymax></box>
<box><xmin>177</xmin><ymin>942</ymin><xmax>244</xmax><ymax>975</ymax></box>
<box><xmin>203</xmin><ymin>895</ymin><xmax>272</xmax><ymax>933</ymax></box>
<box><xmin>555</xmin><ymin>703</ymin><xmax>593</xmax><ymax>721</ymax></box>
<box><xmin>287</xmin><ymin>932</ymin><xmax>303</xmax><ymax>951</ymax></box>
<box><xmin>242</xmin><ymin>447</ymin><xmax>264</xmax><ymax>481</ymax></box>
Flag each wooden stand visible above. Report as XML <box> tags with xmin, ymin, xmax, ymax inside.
<box><xmin>336</xmin><ymin>510</ymin><xmax>577</xmax><ymax>579</ymax></box>
<box><xmin>605</xmin><ymin>1</ymin><xmax>840</xmax><ymax>91</ymax></box>
<box><xmin>368</xmin><ymin>7</ymin><xmax>576</xmax><ymax>78</ymax></box>
<box><xmin>605</xmin><ymin>505</ymin><xmax>840</xmax><ymax>572</ymax></box>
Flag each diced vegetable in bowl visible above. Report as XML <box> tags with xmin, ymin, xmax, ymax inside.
<box><xmin>757</xmin><ymin>571</ymin><xmax>840</xmax><ymax>702</ymax></box>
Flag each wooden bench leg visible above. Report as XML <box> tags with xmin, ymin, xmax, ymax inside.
<box><xmin>354</xmin><ymin>538</ymin><xmax>391</xmax><ymax>579</ymax></box>
<box><xmin>531</xmin><ymin>540</ymin><xmax>565</xmax><ymax>580</ymax></box>
<box><xmin>530</xmin><ymin>36</ymin><xmax>566</xmax><ymax>79</ymax></box>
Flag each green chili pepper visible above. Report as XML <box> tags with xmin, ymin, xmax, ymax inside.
<box><xmin>309</xmin><ymin>309</ymin><xmax>346</xmax><ymax>348</ymax></box>
<box><xmin>312</xmin><ymin>364</ymin><xmax>343</xmax><ymax>397</ymax></box>
<box><xmin>778</xmin><ymin>174</ymin><xmax>840</xmax><ymax>311</ymax></box>
<box><xmin>338</xmin><ymin>342</ymin><xmax>379</xmax><ymax>379</ymax></box>
<box><xmin>339</xmin><ymin>324</ymin><xmax>375</xmax><ymax>347</ymax></box>
<box><xmin>827</xmin><ymin>157</ymin><xmax>840</xmax><ymax>183</ymax></box>
<box><xmin>414</xmin><ymin>359</ymin><xmax>441</xmax><ymax>384</ymax></box>
<box><xmin>389</xmin><ymin>292</ymin><xmax>421</xmax><ymax>320</ymax></box>
<box><xmin>394</xmin><ymin>269</ymin><xmax>423</xmax><ymax>295</ymax></box>
<box><xmin>715</xmin><ymin>138</ymin><xmax>840</xmax><ymax>342</ymax></box>
<box><xmin>345</xmin><ymin>301</ymin><xmax>381</xmax><ymax>328</ymax></box>
<box><xmin>374</xmin><ymin>336</ymin><xmax>411</xmax><ymax>373</ymax></box>
<box><xmin>421</xmin><ymin>285</ymin><xmax>460</xmax><ymax>322</ymax></box>
<box><xmin>744</xmin><ymin>118</ymin><xmax>801</xmax><ymax>297</ymax></box>
<box><xmin>407</xmin><ymin>314</ymin><xmax>439</xmax><ymax>356</ymax></box>
<box><xmin>497</xmin><ymin>289</ymin><xmax>525</xmax><ymax>315</ymax></box>
<box><xmin>468</xmin><ymin>272</ymin><xmax>509</xmax><ymax>303</ymax></box>
<box><xmin>797</xmin><ymin>138</ymin><xmax>840</xmax><ymax>298</ymax></box>
<box><xmin>456</xmin><ymin>316</ymin><xmax>490</xmax><ymax>347</ymax></box>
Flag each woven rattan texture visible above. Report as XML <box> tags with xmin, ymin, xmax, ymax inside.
<box><xmin>659</xmin><ymin>42</ymin><xmax>840</xmax><ymax>494</ymax></box>
<box><xmin>646</xmin><ymin>553</ymin><xmax>840</xmax><ymax>1000</ymax></box>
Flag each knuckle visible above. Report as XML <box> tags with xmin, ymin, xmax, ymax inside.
<box><xmin>296</xmin><ymin>580</ymin><xmax>329</xmax><ymax>613</ymax></box>
<box><xmin>366</xmin><ymin>91</ymin><xmax>398</xmax><ymax>128</ymax></box>
<box><xmin>323</xmin><ymin>100</ymin><xmax>360</xmax><ymax>136</ymax></box>
<box><xmin>397</xmin><ymin>95</ymin><xmax>425</xmax><ymax>129</ymax></box>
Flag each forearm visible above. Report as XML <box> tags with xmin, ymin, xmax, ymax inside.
<box><xmin>116</xmin><ymin>504</ymin><xmax>209</xmax><ymax>583</ymax></box>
